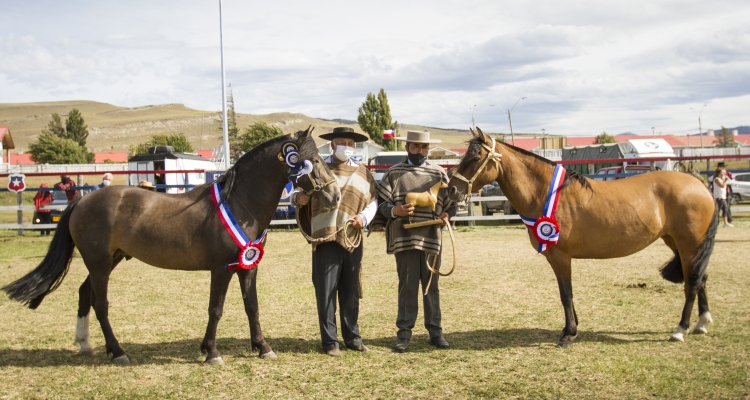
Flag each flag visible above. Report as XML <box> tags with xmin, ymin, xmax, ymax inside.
<box><xmin>383</xmin><ymin>129</ymin><xmax>395</xmax><ymax>138</ymax></box>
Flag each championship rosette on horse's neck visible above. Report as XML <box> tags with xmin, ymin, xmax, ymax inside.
<box><xmin>212</xmin><ymin>140</ymin><xmax>320</xmax><ymax>271</ymax></box>
<box><xmin>520</xmin><ymin>164</ymin><xmax>566</xmax><ymax>253</ymax></box>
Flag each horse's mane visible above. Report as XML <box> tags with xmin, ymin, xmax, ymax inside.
<box><xmin>460</xmin><ymin>137</ymin><xmax>592</xmax><ymax>191</ymax></box>
<box><xmin>215</xmin><ymin>130</ymin><xmax>316</xmax><ymax>203</ymax></box>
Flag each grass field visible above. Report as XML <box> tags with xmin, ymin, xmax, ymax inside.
<box><xmin>0</xmin><ymin>225</ymin><xmax>749</xmax><ymax>399</ymax></box>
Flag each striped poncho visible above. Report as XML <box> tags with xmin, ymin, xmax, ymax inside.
<box><xmin>298</xmin><ymin>162</ymin><xmax>377</xmax><ymax>252</ymax></box>
<box><xmin>372</xmin><ymin>161</ymin><xmax>453</xmax><ymax>255</ymax></box>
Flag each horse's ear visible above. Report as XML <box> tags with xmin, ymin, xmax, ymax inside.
<box><xmin>476</xmin><ymin>127</ymin><xmax>490</xmax><ymax>144</ymax></box>
<box><xmin>298</xmin><ymin>125</ymin><xmax>314</xmax><ymax>140</ymax></box>
<box><xmin>470</xmin><ymin>128</ymin><xmax>478</xmax><ymax>137</ymax></box>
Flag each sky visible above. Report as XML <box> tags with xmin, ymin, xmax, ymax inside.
<box><xmin>1</xmin><ymin>0</ymin><xmax>748</xmax><ymax>136</ymax></box>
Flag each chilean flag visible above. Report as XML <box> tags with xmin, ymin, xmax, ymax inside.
<box><xmin>8</xmin><ymin>174</ymin><xmax>26</xmax><ymax>193</ymax></box>
<box><xmin>383</xmin><ymin>129</ymin><xmax>395</xmax><ymax>139</ymax></box>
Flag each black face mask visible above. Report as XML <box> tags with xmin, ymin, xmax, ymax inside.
<box><xmin>408</xmin><ymin>152</ymin><xmax>426</xmax><ymax>166</ymax></box>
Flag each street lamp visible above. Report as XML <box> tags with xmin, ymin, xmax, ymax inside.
<box><xmin>691</xmin><ymin>104</ymin><xmax>707</xmax><ymax>148</ymax></box>
<box><xmin>491</xmin><ymin>97</ymin><xmax>526</xmax><ymax>146</ymax></box>
<box><xmin>471</xmin><ymin>104</ymin><xmax>477</xmax><ymax>129</ymax></box>
<box><xmin>541</xmin><ymin>128</ymin><xmax>546</xmax><ymax>153</ymax></box>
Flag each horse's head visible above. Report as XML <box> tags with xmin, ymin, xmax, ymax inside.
<box><xmin>291</xmin><ymin>126</ymin><xmax>341</xmax><ymax>208</ymax></box>
<box><xmin>448</xmin><ymin>127</ymin><xmax>502</xmax><ymax>202</ymax></box>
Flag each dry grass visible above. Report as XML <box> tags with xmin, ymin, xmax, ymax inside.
<box><xmin>0</xmin><ymin>223</ymin><xmax>749</xmax><ymax>399</ymax></box>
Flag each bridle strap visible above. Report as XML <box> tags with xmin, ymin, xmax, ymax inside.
<box><xmin>452</xmin><ymin>137</ymin><xmax>502</xmax><ymax>198</ymax></box>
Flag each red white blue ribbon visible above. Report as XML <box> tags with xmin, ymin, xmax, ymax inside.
<box><xmin>520</xmin><ymin>164</ymin><xmax>566</xmax><ymax>253</ymax></box>
<box><xmin>211</xmin><ymin>182</ymin><xmax>267</xmax><ymax>270</ymax></box>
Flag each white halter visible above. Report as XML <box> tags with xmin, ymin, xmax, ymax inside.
<box><xmin>452</xmin><ymin>137</ymin><xmax>502</xmax><ymax>199</ymax></box>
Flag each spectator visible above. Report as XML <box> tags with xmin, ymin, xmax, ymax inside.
<box><xmin>712</xmin><ymin>167</ymin><xmax>735</xmax><ymax>228</ymax></box>
<box><xmin>91</xmin><ymin>173</ymin><xmax>113</xmax><ymax>191</ymax></box>
<box><xmin>33</xmin><ymin>183</ymin><xmax>53</xmax><ymax>236</ymax></box>
<box><xmin>137</xmin><ymin>180</ymin><xmax>156</xmax><ymax>191</ymax></box>
<box><xmin>708</xmin><ymin>162</ymin><xmax>733</xmax><ymax>223</ymax></box>
<box><xmin>54</xmin><ymin>175</ymin><xmax>77</xmax><ymax>201</ymax></box>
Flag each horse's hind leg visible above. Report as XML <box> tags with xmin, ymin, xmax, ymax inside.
<box><xmin>692</xmin><ymin>274</ymin><xmax>713</xmax><ymax>334</ymax></box>
<box><xmin>86</xmin><ymin>254</ymin><xmax>129</xmax><ymax>363</ymax></box>
<box><xmin>546</xmin><ymin>250</ymin><xmax>578</xmax><ymax>348</ymax></box>
<box><xmin>74</xmin><ymin>277</ymin><xmax>95</xmax><ymax>356</ymax></box>
<box><xmin>237</xmin><ymin>268</ymin><xmax>276</xmax><ymax>359</ymax></box>
<box><xmin>201</xmin><ymin>267</ymin><xmax>234</xmax><ymax>365</ymax></box>
<box><xmin>75</xmin><ymin>255</ymin><xmax>125</xmax><ymax>358</ymax></box>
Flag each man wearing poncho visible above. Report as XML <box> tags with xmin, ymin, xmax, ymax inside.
<box><xmin>294</xmin><ymin>127</ymin><xmax>378</xmax><ymax>357</ymax></box>
<box><xmin>371</xmin><ymin>130</ymin><xmax>455</xmax><ymax>353</ymax></box>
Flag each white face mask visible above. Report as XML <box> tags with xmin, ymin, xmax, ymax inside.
<box><xmin>102</xmin><ymin>180</ymin><xmax>111</xmax><ymax>186</ymax></box>
<box><xmin>333</xmin><ymin>145</ymin><xmax>354</xmax><ymax>162</ymax></box>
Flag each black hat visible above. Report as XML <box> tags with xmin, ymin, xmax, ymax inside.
<box><xmin>717</xmin><ymin>162</ymin><xmax>727</xmax><ymax>167</ymax></box>
<box><xmin>319</xmin><ymin>127</ymin><xmax>369</xmax><ymax>142</ymax></box>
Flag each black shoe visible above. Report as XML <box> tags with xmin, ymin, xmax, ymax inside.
<box><xmin>345</xmin><ymin>340</ymin><xmax>369</xmax><ymax>352</ymax></box>
<box><xmin>431</xmin><ymin>336</ymin><xmax>449</xmax><ymax>349</ymax></box>
<box><xmin>393</xmin><ymin>338</ymin><xmax>409</xmax><ymax>353</ymax></box>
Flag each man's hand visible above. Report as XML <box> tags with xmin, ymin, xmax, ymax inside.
<box><xmin>351</xmin><ymin>215</ymin><xmax>364</xmax><ymax>229</ymax></box>
<box><xmin>393</xmin><ymin>203</ymin><xmax>415</xmax><ymax>217</ymax></box>
<box><xmin>295</xmin><ymin>192</ymin><xmax>310</xmax><ymax>206</ymax></box>
<box><xmin>438</xmin><ymin>212</ymin><xmax>450</xmax><ymax>225</ymax></box>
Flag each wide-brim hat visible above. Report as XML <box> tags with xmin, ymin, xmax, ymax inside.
<box><xmin>394</xmin><ymin>130</ymin><xmax>442</xmax><ymax>144</ymax></box>
<box><xmin>137</xmin><ymin>180</ymin><xmax>155</xmax><ymax>189</ymax></box>
<box><xmin>319</xmin><ymin>127</ymin><xmax>369</xmax><ymax>142</ymax></box>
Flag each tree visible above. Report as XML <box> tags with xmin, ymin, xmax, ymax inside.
<box><xmin>130</xmin><ymin>133</ymin><xmax>195</xmax><ymax>155</ymax></box>
<box><xmin>357</xmin><ymin>88</ymin><xmax>399</xmax><ymax>151</ymax></box>
<box><xmin>594</xmin><ymin>131</ymin><xmax>616</xmax><ymax>144</ymax></box>
<box><xmin>714</xmin><ymin>126</ymin><xmax>737</xmax><ymax>148</ymax></box>
<box><xmin>65</xmin><ymin>108</ymin><xmax>89</xmax><ymax>147</ymax></box>
<box><xmin>41</xmin><ymin>113</ymin><xmax>66</xmax><ymax>138</ymax></box>
<box><xmin>28</xmin><ymin>111</ymin><xmax>95</xmax><ymax>164</ymax></box>
<box><xmin>216</xmin><ymin>84</ymin><xmax>241</xmax><ymax>161</ymax></box>
<box><xmin>238</xmin><ymin>121</ymin><xmax>284</xmax><ymax>152</ymax></box>
<box><xmin>28</xmin><ymin>132</ymin><xmax>95</xmax><ymax>164</ymax></box>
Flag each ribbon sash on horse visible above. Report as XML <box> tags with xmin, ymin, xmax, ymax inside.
<box><xmin>520</xmin><ymin>164</ymin><xmax>566</xmax><ymax>253</ymax></box>
<box><xmin>211</xmin><ymin>182</ymin><xmax>267</xmax><ymax>270</ymax></box>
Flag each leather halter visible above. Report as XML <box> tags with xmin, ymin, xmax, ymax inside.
<box><xmin>452</xmin><ymin>137</ymin><xmax>502</xmax><ymax>199</ymax></box>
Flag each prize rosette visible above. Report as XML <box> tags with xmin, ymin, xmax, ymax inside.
<box><xmin>284</xmin><ymin>151</ymin><xmax>300</xmax><ymax>168</ymax></box>
<box><xmin>237</xmin><ymin>242</ymin><xmax>264</xmax><ymax>270</ymax></box>
<box><xmin>533</xmin><ymin>216</ymin><xmax>560</xmax><ymax>245</ymax></box>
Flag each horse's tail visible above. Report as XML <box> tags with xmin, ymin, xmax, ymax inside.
<box><xmin>2</xmin><ymin>198</ymin><xmax>79</xmax><ymax>309</ymax></box>
<box><xmin>660</xmin><ymin>207</ymin><xmax>719</xmax><ymax>288</ymax></box>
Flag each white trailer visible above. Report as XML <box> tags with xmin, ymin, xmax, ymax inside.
<box><xmin>128</xmin><ymin>146</ymin><xmax>219</xmax><ymax>193</ymax></box>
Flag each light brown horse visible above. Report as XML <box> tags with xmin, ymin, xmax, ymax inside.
<box><xmin>3</xmin><ymin>127</ymin><xmax>341</xmax><ymax>364</ymax></box>
<box><xmin>448</xmin><ymin>127</ymin><xmax>717</xmax><ymax>347</ymax></box>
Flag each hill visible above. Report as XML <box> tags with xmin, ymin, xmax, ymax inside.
<box><xmin>0</xmin><ymin>101</ymin><xmax>474</xmax><ymax>153</ymax></box>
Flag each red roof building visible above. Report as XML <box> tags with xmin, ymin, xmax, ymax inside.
<box><xmin>95</xmin><ymin>152</ymin><xmax>129</xmax><ymax>163</ymax></box>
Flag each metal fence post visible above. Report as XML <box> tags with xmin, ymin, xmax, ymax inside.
<box><xmin>17</xmin><ymin>192</ymin><xmax>23</xmax><ymax>236</ymax></box>
<box><xmin>467</xmin><ymin>198</ymin><xmax>475</xmax><ymax>227</ymax></box>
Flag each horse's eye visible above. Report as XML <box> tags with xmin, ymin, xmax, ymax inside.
<box><xmin>473</xmin><ymin>157</ymin><xmax>480</xmax><ymax>162</ymax></box>
<box><xmin>313</xmin><ymin>159</ymin><xmax>319</xmax><ymax>164</ymax></box>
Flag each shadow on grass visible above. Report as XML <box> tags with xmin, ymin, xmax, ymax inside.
<box><xmin>0</xmin><ymin>327</ymin><xmax>666</xmax><ymax>367</ymax></box>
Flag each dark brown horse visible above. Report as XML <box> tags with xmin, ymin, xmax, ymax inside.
<box><xmin>2</xmin><ymin>127</ymin><xmax>340</xmax><ymax>364</ymax></box>
<box><xmin>448</xmin><ymin>127</ymin><xmax>717</xmax><ymax>347</ymax></box>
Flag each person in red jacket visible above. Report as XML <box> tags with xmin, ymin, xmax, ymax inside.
<box><xmin>33</xmin><ymin>183</ymin><xmax>53</xmax><ymax>236</ymax></box>
<box><xmin>54</xmin><ymin>175</ymin><xmax>78</xmax><ymax>201</ymax></box>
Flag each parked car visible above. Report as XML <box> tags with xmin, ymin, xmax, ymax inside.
<box><xmin>729</xmin><ymin>172</ymin><xmax>750</xmax><ymax>204</ymax></box>
<box><xmin>592</xmin><ymin>165</ymin><xmax>652</xmax><ymax>181</ymax></box>
<box><xmin>479</xmin><ymin>181</ymin><xmax>517</xmax><ymax>216</ymax></box>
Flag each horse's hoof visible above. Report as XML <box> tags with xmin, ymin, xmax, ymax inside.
<box><xmin>112</xmin><ymin>355</ymin><xmax>130</xmax><ymax>365</ymax></box>
<box><xmin>669</xmin><ymin>332</ymin><xmax>685</xmax><ymax>342</ymax></box>
<box><xmin>260</xmin><ymin>351</ymin><xmax>277</xmax><ymax>360</ymax></box>
<box><xmin>557</xmin><ymin>341</ymin><xmax>572</xmax><ymax>349</ymax></box>
<box><xmin>77</xmin><ymin>348</ymin><xmax>94</xmax><ymax>357</ymax></box>
<box><xmin>692</xmin><ymin>326</ymin><xmax>708</xmax><ymax>335</ymax></box>
<box><xmin>206</xmin><ymin>356</ymin><xmax>225</xmax><ymax>366</ymax></box>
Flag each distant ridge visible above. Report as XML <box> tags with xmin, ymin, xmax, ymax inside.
<box><xmin>317</xmin><ymin>118</ymin><xmax>357</xmax><ymax>125</ymax></box>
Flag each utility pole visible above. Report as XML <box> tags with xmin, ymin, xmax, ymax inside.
<box><xmin>219</xmin><ymin>0</ymin><xmax>230</xmax><ymax>169</ymax></box>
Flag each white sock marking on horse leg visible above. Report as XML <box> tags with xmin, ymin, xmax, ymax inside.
<box><xmin>74</xmin><ymin>315</ymin><xmax>93</xmax><ymax>356</ymax></box>
<box><xmin>669</xmin><ymin>326</ymin><xmax>688</xmax><ymax>342</ymax></box>
<box><xmin>692</xmin><ymin>312</ymin><xmax>713</xmax><ymax>334</ymax></box>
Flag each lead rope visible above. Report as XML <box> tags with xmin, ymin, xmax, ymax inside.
<box><xmin>295</xmin><ymin>213</ymin><xmax>363</xmax><ymax>250</ymax></box>
<box><xmin>423</xmin><ymin>217</ymin><xmax>457</xmax><ymax>296</ymax></box>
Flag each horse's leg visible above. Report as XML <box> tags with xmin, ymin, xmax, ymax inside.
<box><xmin>237</xmin><ymin>268</ymin><xmax>276</xmax><ymax>359</ymax></box>
<box><xmin>87</xmin><ymin>258</ymin><xmax>129</xmax><ymax>364</ymax></box>
<box><xmin>669</xmin><ymin>242</ymin><xmax>700</xmax><ymax>342</ymax></box>
<box><xmin>74</xmin><ymin>276</ymin><xmax>94</xmax><ymax>356</ymax></box>
<box><xmin>692</xmin><ymin>274</ymin><xmax>713</xmax><ymax>334</ymax></box>
<box><xmin>201</xmin><ymin>267</ymin><xmax>234</xmax><ymax>365</ymax></box>
<box><xmin>546</xmin><ymin>250</ymin><xmax>578</xmax><ymax>348</ymax></box>
<box><xmin>75</xmin><ymin>255</ymin><xmax>125</xmax><ymax>357</ymax></box>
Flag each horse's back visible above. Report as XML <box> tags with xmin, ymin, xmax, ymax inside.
<box><xmin>68</xmin><ymin>186</ymin><xmax>219</xmax><ymax>270</ymax></box>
